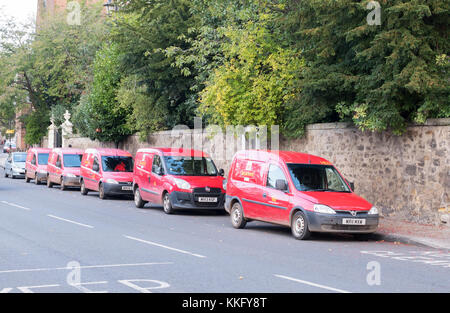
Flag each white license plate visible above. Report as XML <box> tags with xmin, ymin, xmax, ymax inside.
<box><xmin>342</xmin><ymin>218</ymin><xmax>366</xmax><ymax>225</ymax></box>
<box><xmin>121</xmin><ymin>186</ymin><xmax>133</xmax><ymax>191</ymax></box>
<box><xmin>198</xmin><ymin>197</ymin><xmax>218</xmax><ymax>203</ymax></box>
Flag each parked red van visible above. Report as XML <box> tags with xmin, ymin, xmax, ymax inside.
<box><xmin>46</xmin><ymin>148</ymin><xmax>84</xmax><ymax>190</ymax></box>
<box><xmin>225</xmin><ymin>150</ymin><xmax>379</xmax><ymax>239</ymax></box>
<box><xmin>80</xmin><ymin>148</ymin><xmax>134</xmax><ymax>199</ymax></box>
<box><xmin>25</xmin><ymin>148</ymin><xmax>51</xmax><ymax>184</ymax></box>
<box><xmin>133</xmin><ymin>148</ymin><xmax>225</xmax><ymax>214</ymax></box>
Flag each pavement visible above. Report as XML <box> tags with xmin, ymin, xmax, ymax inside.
<box><xmin>376</xmin><ymin>216</ymin><xmax>450</xmax><ymax>250</ymax></box>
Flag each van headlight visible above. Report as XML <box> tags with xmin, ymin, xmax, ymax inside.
<box><xmin>314</xmin><ymin>204</ymin><xmax>336</xmax><ymax>214</ymax></box>
<box><xmin>174</xmin><ymin>178</ymin><xmax>191</xmax><ymax>190</ymax></box>
<box><xmin>222</xmin><ymin>179</ymin><xmax>227</xmax><ymax>191</ymax></box>
<box><xmin>368</xmin><ymin>206</ymin><xmax>379</xmax><ymax>215</ymax></box>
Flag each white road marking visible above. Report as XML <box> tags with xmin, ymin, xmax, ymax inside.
<box><xmin>17</xmin><ymin>284</ymin><xmax>60</xmax><ymax>293</ymax></box>
<box><xmin>47</xmin><ymin>214</ymin><xmax>94</xmax><ymax>229</ymax></box>
<box><xmin>1</xmin><ymin>201</ymin><xmax>31</xmax><ymax>211</ymax></box>
<box><xmin>274</xmin><ymin>274</ymin><xmax>352</xmax><ymax>293</ymax></box>
<box><xmin>0</xmin><ymin>262</ymin><xmax>173</xmax><ymax>274</ymax></box>
<box><xmin>124</xmin><ymin>235</ymin><xmax>207</xmax><ymax>259</ymax></box>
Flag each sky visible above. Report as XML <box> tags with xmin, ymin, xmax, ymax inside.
<box><xmin>0</xmin><ymin>0</ymin><xmax>37</xmax><ymax>25</ymax></box>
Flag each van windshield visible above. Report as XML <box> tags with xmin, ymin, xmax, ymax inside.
<box><xmin>38</xmin><ymin>153</ymin><xmax>49</xmax><ymax>165</ymax></box>
<box><xmin>101</xmin><ymin>156</ymin><xmax>133</xmax><ymax>172</ymax></box>
<box><xmin>287</xmin><ymin>164</ymin><xmax>350</xmax><ymax>192</ymax></box>
<box><xmin>164</xmin><ymin>156</ymin><xmax>218</xmax><ymax>176</ymax></box>
<box><xmin>13</xmin><ymin>154</ymin><xmax>27</xmax><ymax>162</ymax></box>
<box><xmin>64</xmin><ymin>154</ymin><xmax>82</xmax><ymax>168</ymax></box>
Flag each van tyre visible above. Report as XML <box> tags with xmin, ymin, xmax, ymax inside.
<box><xmin>162</xmin><ymin>192</ymin><xmax>174</xmax><ymax>214</ymax></box>
<box><xmin>47</xmin><ymin>176</ymin><xmax>53</xmax><ymax>188</ymax></box>
<box><xmin>60</xmin><ymin>178</ymin><xmax>67</xmax><ymax>191</ymax></box>
<box><xmin>99</xmin><ymin>183</ymin><xmax>107</xmax><ymax>200</ymax></box>
<box><xmin>291</xmin><ymin>211</ymin><xmax>311</xmax><ymax>240</ymax></box>
<box><xmin>80</xmin><ymin>180</ymin><xmax>88</xmax><ymax>195</ymax></box>
<box><xmin>230</xmin><ymin>202</ymin><xmax>247</xmax><ymax>229</ymax></box>
<box><xmin>134</xmin><ymin>187</ymin><xmax>146</xmax><ymax>208</ymax></box>
<box><xmin>25</xmin><ymin>173</ymin><xmax>30</xmax><ymax>183</ymax></box>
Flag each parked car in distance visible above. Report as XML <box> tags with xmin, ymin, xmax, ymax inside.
<box><xmin>225</xmin><ymin>150</ymin><xmax>379</xmax><ymax>240</ymax></box>
<box><xmin>80</xmin><ymin>148</ymin><xmax>134</xmax><ymax>199</ymax></box>
<box><xmin>3</xmin><ymin>141</ymin><xmax>17</xmax><ymax>153</ymax></box>
<box><xmin>47</xmin><ymin>148</ymin><xmax>84</xmax><ymax>190</ymax></box>
<box><xmin>4</xmin><ymin>152</ymin><xmax>27</xmax><ymax>178</ymax></box>
<box><xmin>25</xmin><ymin>148</ymin><xmax>51</xmax><ymax>184</ymax></box>
<box><xmin>133</xmin><ymin>148</ymin><xmax>226</xmax><ymax>214</ymax></box>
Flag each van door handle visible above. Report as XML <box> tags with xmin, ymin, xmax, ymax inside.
<box><xmin>148</xmin><ymin>177</ymin><xmax>151</xmax><ymax>183</ymax></box>
<box><xmin>263</xmin><ymin>193</ymin><xmax>267</xmax><ymax>198</ymax></box>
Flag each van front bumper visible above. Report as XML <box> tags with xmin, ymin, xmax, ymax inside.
<box><xmin>304</xmin><ymin>210</ymin><xmax>379</xmax><ymax>233</ymax></box>
<box><xmin>170</xmin><ymin>191</ymin><xmax>225</xmax><ymax>210</ymax></box>
<box><xmin>62</xmin><ymin>176</ymin><xmax>81</xmax><ymax>187</ymax></box>
<box><xmin>103</xmin><ymin>182</ymin><xmax>134</xmax><ymax>196</ymax></box>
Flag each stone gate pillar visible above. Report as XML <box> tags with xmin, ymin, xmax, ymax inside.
<box><xmin>61</xmin><ymin>110</ymin><xmax>73</xmax><ymax>148</ymax></box>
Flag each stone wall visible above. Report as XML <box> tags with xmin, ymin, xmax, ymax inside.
<box><xmin>280</xmin><ymin>119</ymin><xmax>449</xmax><ymax>225</ymax></box>
<box><xmin>64</xmin><ymin>119</ymin><xmax>450</xmax><ymax>225</ymax></box>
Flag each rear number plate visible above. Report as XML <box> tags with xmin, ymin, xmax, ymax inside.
<box><xmin>198</xmin><ymin>197</ymin><xmax>217</xmax><ymax>203</ymax></box>
<box><xmin>122</xmin><ymin>186</ymin><xmax>132</xmax><ymax>191</ymax></box>
<box><xmin>342</xmin><ymin>218</ymin><xmax>366</xmax><ymax>225</ymax></box>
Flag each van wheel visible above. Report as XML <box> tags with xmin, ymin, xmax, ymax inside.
<box><xmin>80</xmin><ymin>180</ymin><xmax>88</xmax><ymax>195</ymax></box>
<box><xmin>230</xmin><ymin>202</ymin><xmax>247</xmax><ymax>229</ymax></box>
<box><xmin>4</xmin><ymin>170</ymin><xmax>8</xmax><ymax>178</ymax></box>
<box><xmin>99</xmin><ymin>183</ymin><xmax>107</xmax><ymax>200</ymax></box>
<box><xmin>47</xmin><ymin>176</ymin><xmax>53</xmax><ymax>188</ymax></box>
<box><xmin>35</xmin><ymin>175</ymin><xmax>41</xmax><ymax>185</ymax></box>
<box><xmin>291</xmin><ymin>211</ymin><xmax>311</xmax><ymax>240</ymax></box>
<box><xmin>60</xmin><ymin>178</ymin><xmax>67</xmax><ymax>191</ymax></box>
<box><xmin>134</xmin><ymin>187</ymin><xmax>146</xmax><ymax>208</ymax></box>
<box><xmin>162</xmin><ymin>192</ymin><xmax>174</xmax><ymax>214</ymax></box>
<box><xmin>25</xmin><ymin>173</ymin><xmax>30</xmax><ymax>183</ymax></box>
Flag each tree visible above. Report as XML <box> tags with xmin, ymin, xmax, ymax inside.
<box><xmin>74</xmin><ymin>43</ymin><xmax>133</xmax><ymax>147</ymax></box>
<box><xmin>281</xmin><ymin>0</ymin><xmax>449</xmax><ymax>137</ymax></box>
<box><xmin>112</xmin><ymin>0</ymin><xmax>198</xmax><ymax>136</ymax></box>
<box><xmin>199</xmin><ymin>16</ymin><xmax>303</xmax><ymax>129</ymax></box>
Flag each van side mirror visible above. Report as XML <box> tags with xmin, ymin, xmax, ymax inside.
<box><xmin>275</xmin><ymin>179</ymin><xmax>288</xmax><ymax>192</ymax></box>
<box><xmin>157</xmin><ymin>167</ymin><xmax>164</xmax><ymax>176</ymax></box>
<box><xmin>347</xmin><ymin>180</ymin><xmax>355</xmax><ymax>191</ymax></box>
<box><xmin>92</xmin><ymin>163</ymin><xmax>99</xmax><ymax>172</ymax></box>
<box><xmin>219</xmin><ymin>169</ymin><xmax>225</xmax><ymax>177</ymax></box>
<box><xmin>56</xmin><ymin>161</ymin><xmax>61</xmax><ymax>168</ymax></box>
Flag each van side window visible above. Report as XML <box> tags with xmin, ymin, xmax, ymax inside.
<box><xmin>266</xmin><ymin>165</ymin><xmax>287</xmax><ymax>189</ymax></box>
<box><xmin>93</xmin><ymin>157</ymin><xmax>100</xmax><ymax>171</ymax></box>
<box><xmin>152</xmin><ymin>155</ymin><xmax>163</xmax><ymax>175</ymax></box>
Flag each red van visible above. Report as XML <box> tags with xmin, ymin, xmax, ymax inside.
<box><xmin>133</xmin><ymin>148</ymin><xmax>225</xmax><ymax>214</ymax></box>
<box><xmin>25</xmin><ymin>148</ymin><xmax>51</xmax><ymax>184</ymax></box>
<box><xmin>46</xmin><ymin>148</ymin><xmax>84</xmax><ymax>190</ymax></box>
<box><xmin>80</xmin><ymin>148</ymin><xmax>134</xmax><ymax>199</ymax></box>
<box><xmin>225</xmin><ymin>150</ymin><xmax>379</xmax><ymax>239</ymax></box>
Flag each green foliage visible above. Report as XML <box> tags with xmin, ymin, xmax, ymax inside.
<box><xmin>282</xmin><ymin>0</ymin><xmax>450</xmax><ymax>137</ymax></box>
<box><xmin>112</xmin><ymin>0</ymin><xmax>198</xmax><ymax>136</ymax></box>
<box><xmin>199</xmin><ymin>16</ymin><xmax>303</xmax><ymax>129</ymax></box>
<box><xmin>74</xmin><ymin>43</ymin><xmax>133</xmax><ymax>145</ymax></box>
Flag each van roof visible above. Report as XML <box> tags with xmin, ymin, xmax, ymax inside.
<box><xmin>137</xmin><ymin>147</ymin><xmax>211</xmax><ymax>158</ymax></box>
<box><xmin>234</xmin><ymin>150</ymin><xmax>333</xmax><ymax>165</ymax></box>
<box><xmin>52</xmin><ymin>148</ymin><xmax>84</xmax><ymax>154</ymax></box>
<box><xmin>29</xmin><ymin>147</ymin><xmax>52</xmax><ymax>153</ymax></box>
<box><xmin>84</xmin><ymin>148</ymin><xmax>132</xmax><ymax>157</ymax></box>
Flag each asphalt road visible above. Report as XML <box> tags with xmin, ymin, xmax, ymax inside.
<box><xmin>0</xmin><ymin>153</ymin><xmax>449</xmax><ymax>293</ymax></box>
